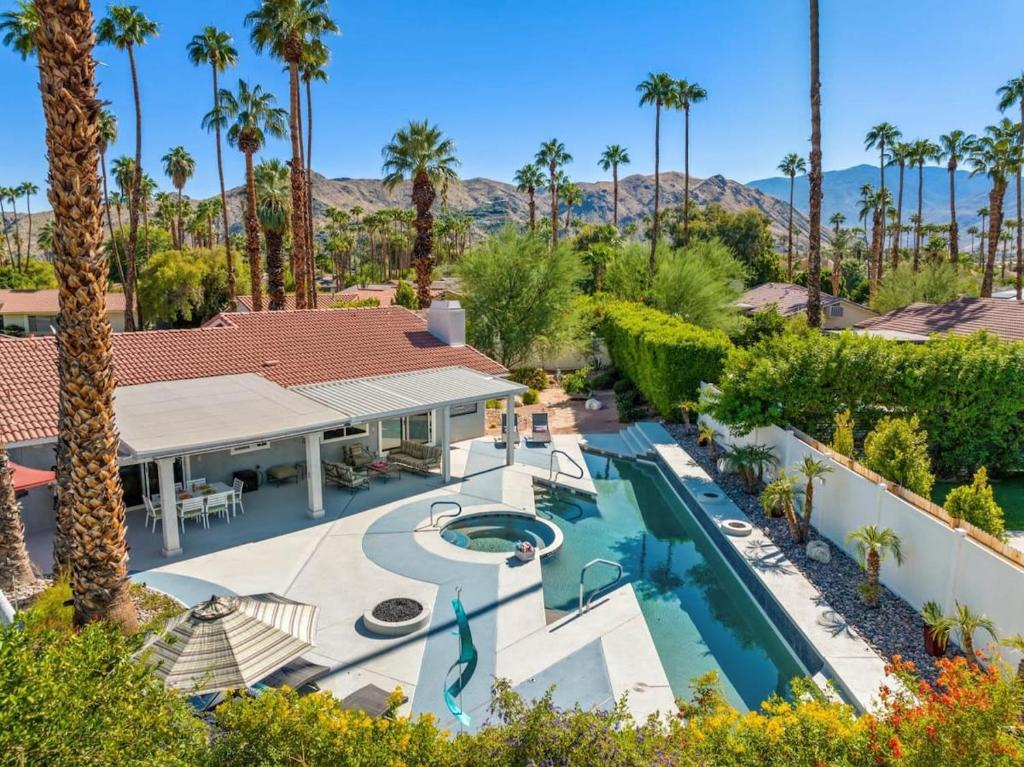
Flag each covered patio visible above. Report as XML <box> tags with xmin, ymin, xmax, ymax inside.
<box><xmin>113</xmin><ymin>368</ymin><xmax>526</xmax><ymax>558</ymax></box>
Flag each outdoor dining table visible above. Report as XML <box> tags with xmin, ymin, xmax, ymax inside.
<box><xmin>152</xmin><ymin>481</ymin><xmax>233</xmax><ymax>506</ymax></box>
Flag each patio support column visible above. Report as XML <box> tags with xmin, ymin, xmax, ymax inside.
<box><xmin>505</xmin><ymin>394</ymin><xmax>515</xmax><ymax>467</ymax></box>
<box><xmin>439</xmin><ymin>405</ymin><xmax>452</xmax><ymax>482</ymax></box>
<box><xmin>182</xmin><ymin>455</ymin><xmax>192</xmax><ymax>485</ymax></box>
<box><xmin>304</xmin><ymin>433</ymin><xmax>324</xmax><ymax>519</ymax></box>
<box><xmin>157</xmin><ymin>457</ymin><xmax>182</xmax><ymax>557</ymax></box>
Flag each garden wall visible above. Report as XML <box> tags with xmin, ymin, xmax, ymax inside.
<box><xmin>699</xmin><ymin>383</ymin><xmax>1024</xmax><ymax>662</ymax></box>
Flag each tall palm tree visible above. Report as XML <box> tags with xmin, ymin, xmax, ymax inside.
<box><xmin>905</xmin><ymin>139</ymin><xmax>940</xmax><ymax>270</ymax></box>
<box><xmin>598</xmin><ymin>144</ymin><xmax>630</xmax><ymax>228</ymax></box>
<box><xmin>218</xmin><ymin>79</ymin><xmax>288</xmax><ymax>312</ymax></box>
<box><xmin>797</xmin><ymin>455</ymin><xmax>832</xmax><ymax>542</ymax></box>
<box><xmin>381</xmin><ymin>120</ymin><xmax>460</xmax><ymax>308</ymax></box>
<box><xmin>998</xmin><ymin>76</ymin><xmax>1024</xmax><ymax>299</ymax></box>
<box><xmin>5</xmin><ymin>186</ymin><xmax>22</xmax><ymax>267</ymax></box>
<box><xmin>865</xmin><ymin>123</ymin><xmax>902</xmax><ymax>286</ymax></box>
<box><xmin>96</xmin><ymin>109</ymin><xmax>127</xmax><ymax>285</ymax></box>
<box><xmin>637</xmin><ymin>72</ymin><xmax>677</xmax><ymax>280</ymax></box>
<box><xmin>887</xmin><ymin>141</ymin><xmax>912</xmax><ymax>269</ymax></box>
<box><xmin>561</xmin><ymin>181</ymin><xmax>582</xmax><ymax>232</ymax></box>
<box><xmin>255</xmin><ymin>159</ymin><xmax>291</xmax><ymax>310</ymax></box>
<box><xmin>0</xmin><ymin>0</ymin><xmax>37</xmax><ymax>60</ymax></box>
<box><xmin>674</xmin><ymin>79</ymin><xmax>707</xmax><ymax>244</ymax></box>
<box><xmin>847</xmin><ymin>525</ymin><xmax>902</xmax><ymax>608</ymax></box>
<box><xmin>17</xmin><ymin>181</ymin><xmax>38</xmax><ymax>263</ymax></box>
<box><xmin>300</xmin><ymin>38</ymin><xmax>331</xmax><ymax>307</ymax></box>
<box><xmin>96</xmin><ymin>6</ymin><xmax>158</xmax><ymax>332</ymax></box>
<box><xmin>777</xmin><ymin>153</ymin><xmax>807</xmax><ymax>280</ymax></box>
<box><xmin>160</xmin><ymin>146</ymin><xmax>195</xmax><ymax>249</ymax></box>
<box><xmin>978</xmin><ymin>206</ymin><xmax>990</xmax><ymax>262</ymax></box>
<box><xmin>35</xmin><ymin>0</ymin><xmax>137</xmax><ymax>629</ymax></box>
<box><xmin>246</xmin><ymin>0</ymin><xmax>339</xmax><ymax>311</ymax></box>
<box><xmin>0</xmin><ymin>187</ymin><xmax>12</xmax><ymax>265</ymax></box>
<box><xmin>514</xmin><ymin>163</ymin><xmax>545</xmax><ymax>231</ymax></box>
<box><xmin>187</xmin><ymin>26</ymin><xmax>239</xmax><ymax>298</ymax></box>
<box><xmin>807</xmin><ymin>1</ymin><xmax>823</xmax><ymax>328</ymax></box>
<box><xmin>829</xmin><ymin>211</ymin><xmax>846</xmax><ymax>294</ymax></box>
<box><xmin>938</xmin><ymin>130</ymin><xmax>976</xmax><ymax>266</ymax></box>
<box><xmin>0</xmin><ymin>444</ymin><xmax>36</xmax><ymax>596</ymax></box>
<box><xmin>970</xmin><ymin>122</ymin><xmax>1018</xmax><ymax>297</ymax></box>
<box><xmin>535</xmin><ymin>139</ymin><xmax>572</xmax><ymax>247</ymax></box>
<box><xmin>857</xmin><ymin>183</ymin><xmax>873</xmax><ymax>244</ymax></box>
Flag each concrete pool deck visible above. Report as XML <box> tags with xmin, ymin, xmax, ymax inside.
<box><xmin>118</xmin><ymin>436</ymin><xmax>672</xmax><ymax>729</ymax></box>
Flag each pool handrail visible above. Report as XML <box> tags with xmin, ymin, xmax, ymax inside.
<box><xmin>578</xmin><ymin>558</ymin><xmax>623</xmax><ymax>614</ymax></box>
<box><xmin>549</xmin><ymin>449</ymin><xmax>585</xmax><ymax>486</ymax></box>
<box><xmin>430</xmin><ymin>500</ymin><xmax>463</xmax><ymax>528</ymax></box>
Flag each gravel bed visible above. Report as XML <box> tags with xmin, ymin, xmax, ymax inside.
<box><xmin>664</xmin><ymin>423</ymin><xmax>941</xmax><ymax>683</ymax></box>
<box><xmin>372</xmin><ymin>597</ymin><xmax>424</xmax><ymax>623</ymax></box>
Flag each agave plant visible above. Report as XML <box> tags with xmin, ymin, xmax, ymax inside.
<box><xmin>697</xmin><ymin>424</ymin><xmax>719</xmax><ymax>458</ymax></box>
<box><xmin>723</xmin><ymin>443</ymin><xmax>778</xmax><ymax>493</ymax></box>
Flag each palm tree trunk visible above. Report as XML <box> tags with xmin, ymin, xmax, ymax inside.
<box><xmin>244</xmin><ymin>152</ymin><xmax>263</xmax><ymax>311</ymax></box>
<box><xmin>24</xmin><ymin>191</ymin><xmax>33</xmax><ymax>263</ymax></box>
<box><xmin>893</xmin><ymin>164</ymin><xmax>904</xmax><ymax>270</ymax></box>
<box><xmin>266</xmin><ymin>229</ymin><xmax>286</xmax><ymax>310</ymax></box>
<box><xmin>913</xmin><ymin>162</ymin><xmax>924</xmax><ymax>270</ymax></box>
<box><xmin>176</xmin><ymin>188</ymin><xmax>184</xmax><ymax>250</ymax></box>
<box><xmin>549</xmin><ymin>166</ymin><xmax>558</xmax><ymax>246</ymax></box>
<box><xmin>806</xmin><ymin>0</ymin><xmax>822</xmax><ymax>329</ymax></box>
<box><xmin>35</xmin><ymin>0</ymin><xmax>137</xmax><ymax>630</ymax></box>
<box><xmin>650</xmin><ymin>102</ymin><xmax>661</xmax><ymax>283</ymax></box>
<box><xmin>0</xmin><ymin>198</ymin><xmax>11</xmax><ymax>265</ymax></box>
<box><xmin>528</xmin><ymin>187</ymin><xmax>536</xmax><ymax>230</ymax></box>
<box><xmin>879</xmin><ymin>142</ymin><xmax>887</xmax><ymax>263</ymax></box>
<box><xmin>123</xmin><ymin>44</ymin><xmax>142</xmax><ymax>332</ymax></box>
<box><xmin>1017</xmin><ymin>122</ymin><xmax>1023</xmax><ymax>299</ymax></box>
<box><xmin>869</xmin><ymin>207</ymin><xmax>883</xmax><ymax>300</ymax></box>
<box><xmin>0</xmin><ymin>445</ymin><xmax>37</xmax><ymax>595</ymax></box>
<box><xmin>305</xmin><ymin>77</ymin><xmax>317</xmax><ymax>309</ymax></box>
<box><xmin>411</xmin><ymin>169</ymin><xmax>436</xmax><ymax>308</ymax></box>
<box><xmin>786</xmin><ymin>175</ymin><xmax>795</xmax><ymax>279</ymax></box>
<box><xmin>285</xmin><ymin>50</ymin><xmax>308</xmax><ymax>309</ymax></box>
<box><xmin>612</xmin><ymin>166</ymin><xmax>619</xmax><ymax>229</ymax></box>
<box><xmin>211</xmin><ymin>65</ymin><xmax>235</xmax><ymax>299</ymax></box>
<box><xmin>983</xmin><ymin>183</ymin><xmax>1004</xmax><ymax>297</ymax></box>
<box><xmin>866</xmin><ymin>549</ymin><xmax>880</xmax><ymax>607</ymax></box>
<box><xmin>9</xmin><ymin>196</ymin><xmax>22</xmax><ymax>270</ymax></box>
<box><xmin>683</xmin><ymin>105</ymin><xmax>691</xmax><ymax>245</ymax></box>
<box><xmin>800</xmin><ymin>481</ymin><xmax>815</xmax><ymax>542</ymax></box>
<box><xmin>784</xmin><ymin>502</ymin><xmax>801</xmax><ymax>543</ymax></box>
<box><xmin>948</xmin><ymin>160</ymin><xmax>959</xmax><ymax>263</ymax></box>
<box><xmin>100</xmin><ymin>153</ymin><xmax>127</xmax><ymax>285</ymax></box>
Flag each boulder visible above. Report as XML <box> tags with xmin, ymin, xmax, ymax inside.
<box><xmin>584</xmin><ymin>398</ymin><xmax>603</xmax><ymax>411</ymax></box>
<box><xmin>806</xmin><ymin>539</ymin><xmax>831</xmax><ymax>564</ymax></box>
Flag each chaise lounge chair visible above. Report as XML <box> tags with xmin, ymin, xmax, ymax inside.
<box><xmin>387</xmin><ymin>440</ymin><xmax>442</xmax><ymax>475</ymax></box>
<box><xmin>528</xmin><ymin>412</ymin><xmax>551</xmax><ymax>445</ymax></box>
<box><xmin>494</xmin><ymin>413</ymin><xmax>520</xmax><ymax>447</ymax></box>
<box><xmin>340</xmin><ymin>684</ymin><xmax>408</xmax><ymax>718</ymax></box>
<box><xmin>323</xmin><ymin>460</ymin><xmax>369</xmax><ymax>492</ymax></box>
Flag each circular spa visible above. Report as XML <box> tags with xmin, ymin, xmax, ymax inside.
<box><xmin>440</xmin><ymin>512</ymin><xmax>561</xmax><ymax>557</ymax></box>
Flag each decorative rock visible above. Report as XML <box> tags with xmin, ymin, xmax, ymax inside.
<box><xmin>806</xmin><ymin>540</ymin><xmax>831</xmax><ymax>563</ymax></box>
<box><xmin>585</xmin><ymin>398</ymin><xmax>603</xmax><ymax>411</ymax></box>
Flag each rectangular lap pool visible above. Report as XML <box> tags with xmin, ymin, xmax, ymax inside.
<box><xmin>536</xmin><ymin>452</ymin><xmax>805</xmax><ymax>711</ymax></box>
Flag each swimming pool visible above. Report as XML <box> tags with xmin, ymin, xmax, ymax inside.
<box><xmin>537</xmin><ymin>452</ymin><xmax>805</xmax><ymax>711</ymax></box>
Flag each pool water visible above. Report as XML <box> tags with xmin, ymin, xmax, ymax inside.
<box><xmin>441</xmin><ymin>513</ymin><xmax>556</xmax><ymax>554</ymax></box>
<box><xmin>536</xmin><ymin>453</ymin><xmax>805</xmax><ymax>711</ymax></box>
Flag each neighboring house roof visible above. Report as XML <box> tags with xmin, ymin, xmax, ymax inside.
<box><xmin>853</xmin><ymin>297</ymin><xmax>1024</xmax><ymax>342</ymax></box>
<box><xmin>0</xmin><ymin>306</ymin><xmax>505</xmax><ymax>446</ymax></box>
<box><xmin>737</xmin><ymin>282</ymin><xmax>846</xmax><ymax>317</ymax></box>
<box><xmin>0</xmin><ymin>289</ymin><xmax>126</xmax><ymax>315</ymax></box>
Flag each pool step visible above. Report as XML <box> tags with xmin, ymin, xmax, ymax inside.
<box><xmin>580</xmin><ymin>424</ymin><xmax>657</xmax><ymax>460</ymax></box>
<box><xmin>621</xmin><ymin>425</ymin><xmax>656</xmax><ymax>459</ymax></box>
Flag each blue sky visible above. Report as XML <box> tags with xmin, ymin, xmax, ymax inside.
<box><xmin>4</xmin><ymin>0</ymin><xmax>1024</xmax><ymax>203</ymax></box>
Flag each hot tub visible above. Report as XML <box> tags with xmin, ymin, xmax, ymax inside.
<box><xmin>440</xmin><ymin>512</ymin><xmax>561</xmax><ymax>557</ymax></box>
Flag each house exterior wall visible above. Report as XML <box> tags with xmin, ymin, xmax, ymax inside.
<box><xmin>1</xmin><ymin>310</ymin><xmax>125</xmax><ymax>335</ymax></box>
<box><xmin>449</xmin><ymin>401</ymin><xmax>486</xmax><ymax>442</ymax></box>
<box><xmin>821</xmin><ymin>302</ymin><xmax>876</xmax><ymax>331</ymax></box>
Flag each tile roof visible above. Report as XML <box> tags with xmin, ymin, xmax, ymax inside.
<box><xmin>0</xmin><ymin>288</ymin><xmax>126</xmax><ymax>315</ymax></box>
<box><xmin>854</xmin><ymin>297</ymin><xmax>1024</xmax><ymax>342</ymax></box>
<box><xmin>0</xmin><ymin>306</ymin><xmax>506</xmax><ymax>446</ymax></box>
<box><xmin>737</xmin><ymin>282</ymin><xmax>841</xmax><ymax>316</ymax></box>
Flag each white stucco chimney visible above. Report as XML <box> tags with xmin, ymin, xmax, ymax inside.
<box><xmin>427</xmin><ymin>300</ymin><xmax>465</xmax><ymax>347</ymax></box>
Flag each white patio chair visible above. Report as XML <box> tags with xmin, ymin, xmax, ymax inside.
<box><xmin>205</xmin><ymin>491</ymin><xmax>231</xmax><ymax>526</ymax></box>
<box><xmin>174</xmin><ymin>482</ymin><xmax>183</xmax><ymax>492</ymax></box>
<box><xmin>231</xmin><ymin>478</ymin><xmax>246</xmax><ymax>517</ymax></box>
<box><xmin>178</xmin><ymin>496</ymin><xmax>208</xmax><ymax>531</ymax></box>
<box><xmin>143</xmin><ymin>496</ymin><xmax>161</xmax><ymax>533</ymax></box>
<box><xmin>188</xmin><ymin>477</ymin><xmax>208</xmax><ymax>490</ymax></box>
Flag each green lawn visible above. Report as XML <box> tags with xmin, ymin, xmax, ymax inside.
<box><xmin>932</xmin><ymin>475</ymin><xmax>1024</xmax><ymax>531</ymax></box>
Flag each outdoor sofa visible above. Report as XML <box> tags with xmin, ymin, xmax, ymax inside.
<box><xmin>387</xmin><ymin>440</ymin><xmax>442</xmax><ymax>475</ymax></box>
<box><xmin>322</xmin><ymin>460</ymin><xmax>369</xmax><ymax>492</ymax></box>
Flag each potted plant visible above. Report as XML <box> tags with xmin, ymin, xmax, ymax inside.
<box><xmin>922</xmin><ymin>600</ymin><xmax>951</xmax><ymax>657</ymax></box>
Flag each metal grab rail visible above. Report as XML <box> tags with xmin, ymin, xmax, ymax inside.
<box><xmin>578</xmin><ymin>558</ymin><xmax>623</xmax><ymax>614</ymax></box>
<box><xmin>537</xmin><ymin>495</ymin><xmax>584</xmax><ymax>522</ymax></box>
<box><xmin>430</xmin><ymin>500</ymin><xmax>462</xmax><ymax>528</ymax></box>
<box><xmin>549</xmin><ymin>449</ymin><xmax>585</xmax><ymax>486</ymax></box>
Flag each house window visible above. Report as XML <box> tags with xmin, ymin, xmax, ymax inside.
<box><xmin>450</xmin><ymin>402</ymin><xmax>478</xmax><ymax>417</ymax></box>
<box><xmin>28</xmin><ymin>315</ymin><xmax>56</xmax><ymax>334</ymax></box>
<box><xmin>828</xmin><ymin>304</ymin><xmax>844</xmax><ymax>318</ymax></box>
<box><xmin>322</xmin><ymin>425</ymin><xmax>369</xmax><ymax>443</ymax></box>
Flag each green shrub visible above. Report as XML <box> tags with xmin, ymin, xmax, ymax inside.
<box><xmin>600</xmin><ymin>300</ymin><xmax>732</xmax><ymax>418</ymax></box>
<box><xmin>612</xmin><ymin>376</ymin><xmax>635</xmax><ymax>395</ymax></box>
<box><xmin>615</xmin><ymin>387</ymin><xmax>648</xmax><ymax>422</ymax></box>
<box><xmin>332</xmin><ymin>297</ymin><xmax>380</xmax><ymax>308</ymax></box>
<box><xmin>589</xmin><ymin>367</ymin><xmax>619</xmax><ymax>390</ymax></box>
<box><xmin>485</xmin><ymin>398</ymin><xmax>502</xmax><ymax>409</ymax></box>
<box><xmin>391</xmin><ymin>279</ymin><xmax>418</xmax><ymax>309</ymax></box>
<box><xmin>831</xmin><ymin>409</ymin><xmax>855</xmax><ymax>458</ymax></box>
<box><xmin>522</xmin><ymin>388</ymin><xmax>539</xmax><ymax>406</ymax></box>
<box><xmin>509</xmin><ymin>366</ymin><xmax>548</xmax><ymax>391</ymax></box>
<box><xmin>944</xmin><ymin>467</ymin><xmax>1006</xmax><ymax>539</ymax></box>
<box><xmin>561</xmin><ymin>367</ymin><xmax>591</xmax><ymax>396</ymax></box>
<box><xmin>863</xmin><ymin>415</ymin><xmax>935</xmax><ymax>497</ymax></box>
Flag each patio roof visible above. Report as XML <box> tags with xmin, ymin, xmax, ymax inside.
<box><xmin>293</xmin><ymin>366</ymin><xmax>526</xmax><ymax>423</ymax></box>
<box><xmin>115</xmin><ymin>374</ymin><xmax>347</xmax><ymax>461</ymax></box>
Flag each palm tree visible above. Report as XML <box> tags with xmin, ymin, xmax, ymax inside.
<box><xmin>949</xmin><ymin>602</ymin><xmax>997</xmax><ymax>662</ymax></box>
<box><xmin>535</xmin><ymin>139</ymin><xmax>572</xmax><ymax>247</ymax></box>
<box><xmin>978</xmin><ymin>206</ymin><xmax>990</xmax><ymax>263</ymax></box>
<box><xmin>255</xmin><ymin>159</ymin><xmax>291</xmax><ymax>310</ymax></box>
<box><xmin>777</xmin><ymin>153</ymin><xmax>807</xmax><ymax>280</ymax></box>
<box><xmin>887</xmin><ymin>141</ymin><xmax>911</xmax><ymax>269</ymax></box>
<box><xmin>970</xmin><ymin>122</ymin><xmax>1019</xmax><ymax>297</ymax></box>
<box><xmin>998</xmin><ymin>74</ymin><xmax>1024</xmax><ymax>299</ymax></box>
<box><xmin>806</xmin><ymin>2</ymin><xmax>823</xmax><ymax>328</ymax></box>
<box><xmin>0</xmin><ymin>444</ymin><xmax>37</xmax><ymax>596</ymax></box>
<box><xmin>562</xmin><ymin>181</ymin><xmax>582</xmax><ymax>232</ymax></box>
<box><xmin>514</xmin><ymin>163</ymin><xmax>545</xmax><ymax>231</ymax></box>
<box><xmin>966</xmin><ymin>225</ymin><xmax>978</xmax><ymax>253</ymax></box>
<box><xmin>187</xmin><ymin>26</ymin><xmax>239</xmax><ymax>298</ymax></box>
<box><xmin>4</xmin><ymin>186</ymin><xmax>22</xmax><ymax>267</ymax></box>
<box><xmin>300</xmin><ymin>38</ymin><xmax>331</xmax><ymax>307</ymax></box>
<box><xmin>160</xmin><ymin>146</ymin><xmax>195</xmax><ymax>249</ymax></box>
<box><xmin>95</xmin><ymin>109</ymin><xmax>127</xmax><ymax>285</ymax></box>
<box><xmin>999</xmin><ymin>634</ymin><xmax>1024</xmax><ymax>689</ymax></box>
<box><xmin>381</xmin><ymin>120</ymin><xmax>460</xmax><ymax>308</ymax></box>
<box><xmin>857</xmin><ymin>183</ymin><xmax>873</xmax><ymax>244</ymax></box>
<box><xmin>0</xmin><ymin>0</ymin><xmax>37</xmax><ymax>60</ymax></box>
<box><xmin>637</xmin><ymin>72</ymin><xmax>677</xmax><ymax>280</ymax></box>
<box><xmin>96</xmin><ymin>6</ymin><xmax>158</xmax><ymax>332</ymax></box>
<box><xmin>674</xmin><ymin>79</ymin><xmax>707</xmax><ymax>244</ymax></box>
<box><xmin>219</xmin><ymin>79</ymin><xmax>288</xmax><ymax>312</ymax></box>
<box><xmin>939</xmin><ymin>130</ymin><xmax>977</xmax><ymax>265</ymax></box>
<box><xmin>797</xmin><ymin>455</ymin><xmax>832</xmax><ymax>542</ymax></box>
<box><xmin>17</xmin><ymin>181</ymin><xmax>38</xmax><ymax>263</ymax></box>
<box><xmin>865</xmin><ymin>123</ymin><xmax>902</xmax><ymax>287</ymax></box>
<box><xmin>907</xmin><ymin>139</ymin><xmax>940</xmax><ymax>270</ymax></box>
<box><xmin>598</xmin><ymin>145</ymin><xmax>631</xmax><ymax>228</ymax></box>
<box><xmin>246</xmin><ymin>0</ymin><xmax>339</xmax><ymax>311</ymax></box>
<box><xmin>760</xmin><ymin>471</ymin><xmax>802</xmax><ymax>542</ymax></box>
<box><xmin>829</xmin><ymin>212</ymin><xmax>846</xmax><ymax>295</ymax></box>
<box><xmin>0</xmin><ymin>187</ymin><xmax>12</xmax><ymax>265</ymax></box>
<box><xmin>35</xmin><ymin>0</ymin><xmax>137</xmax><ymax>629</ymax></box>
<box><xmin>847</xmin><ymin>525</ymin><xmax>902</xmax><ymax>608</ymax></box>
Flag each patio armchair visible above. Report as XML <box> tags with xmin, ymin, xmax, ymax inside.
<box><xmin>388</xmin><ymin>440</ymin><xmax>442</xmax><ymax>475</ymax></box>
<box><xmin>343</xmin><ymin>443</ymin><xmax>376</xmax><ymax>469</ymax></box>
<box><xmin>323</xmin><ymin>460</ymin><xmax>369</xmax><ymax>493</ymax></box>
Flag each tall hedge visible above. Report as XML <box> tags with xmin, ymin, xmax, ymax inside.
<box><xmin>599</xmin><ymin>300</ymin><xmax>732</xmax><ymax>418</ymax></box>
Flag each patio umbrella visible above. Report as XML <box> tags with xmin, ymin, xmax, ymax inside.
<box><xmin>10</xmin><ymin>461</ymin><xmax>54</xmax><ymax>492</ymax></box>
<box><xmin>139</xmin><ymin>593</ymin><xmax>319</xmax><ymax>695</ymax></box>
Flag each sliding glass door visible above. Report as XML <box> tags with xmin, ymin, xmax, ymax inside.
<box><xmin>380</xmin><ymin>412</ymin><xmax>433</xmax><ymax>452</ymax></box>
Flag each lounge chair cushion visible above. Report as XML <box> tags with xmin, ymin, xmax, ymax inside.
<box><xmin>388</xmin><ymin>440</ymin><xmax>442</xmax><ymax>473</ymax></box>
<box><xmin>323</xmin><ymin>460</ymin><xmax>368</xmax><ymax>488</ymax></box>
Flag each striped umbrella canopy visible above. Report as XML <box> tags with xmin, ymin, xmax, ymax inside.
<box><xmin>140</xmin><ymin>593</ymin><xmax>319</xmax><ymax>694</ymax></box>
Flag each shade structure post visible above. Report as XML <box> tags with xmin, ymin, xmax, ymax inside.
<box><xmin>439</xmin><ymin>405</ymin><xmax>452</xmax><ymax>482</ymax></box>
<box><xmin>505</xmin><ymin>394</ymin><xmax>515</xmax><ymax>466</ymax></box>
<box><xmin>304</xmin><ymin>433</ymin><xmax>324</xmax><ymax>519</ymax></box>
<box><xmin>157</xmin><ymin>457</ymin><xmax>181</xmax><ymax>557</ymax></box>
